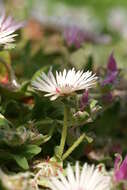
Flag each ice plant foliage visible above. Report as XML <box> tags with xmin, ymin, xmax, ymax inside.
<box><xmin>49</xmin><ymin>162</ymin><xmax>111</xmax><ymax>190</ymax></box>
<box><xmin>0</xmin><ymin>11</ymin><xmax>24</xmax><ymax>46</ymax></box>
<box><xmin>32</xmin><ymin>68</ymin><xmax>98</xmax><ymax>100</ymax></box>
<box><xmin>114</xmin><ymin>154</ymin><xmax>127</xmax><ymax>182</ymax></box>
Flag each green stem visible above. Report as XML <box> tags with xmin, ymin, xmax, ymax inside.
<box><xmin>59</xmin><ymin>105</ymin><xmax>69</xmax><ymax>158</ymax></box>
<box><xmin>62</xmin><ymin>133</ymin><xmax>85</xmax><ymax>161</ymax></box>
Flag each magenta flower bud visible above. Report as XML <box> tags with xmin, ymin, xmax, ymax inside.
<box><xmin>101</xmin><ymin>53</ymin><xmax>118</xmax><ymax>86</ymax></box>
<box><xmin>102</xmin><ymin>71</ymin><xmax>118</xmax><ymax>86</ymax></box>
<box><xmin>107</xmin><ymin>53</ymin><xmax>118</xmax><ymax>72</ymax></box>
<box><xmin>114</xmin><ymin>154</ymin><xmax>127</xmax><ymax>182</ymax></box>
<box><xmin>80</xmin><ymin>90</ymin><xmax>89</xmax><ymax>111</ymax></box>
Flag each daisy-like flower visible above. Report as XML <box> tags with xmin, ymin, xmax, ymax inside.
<box><xmin>49</xmin><ymin>162</ymin><xmax>112</xmax><ymax>190</ymax></box>
<box><xmin>32</xmin><ymin>68</ymin><xmax>98</xmax><ymax>101</ymax></box>
<box><xmin>0</xmin><ymin>11</ymin><xmax>24</xmax><ymax>46</ymax></box>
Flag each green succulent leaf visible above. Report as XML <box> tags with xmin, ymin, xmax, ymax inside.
<box><xmin>12</xmin><ymin>155</ymin><xmax>29</xmax><ymax>170</ymax></box>
<box><xmin>22</xmin><ymin>144</ymin><xmax>41</xmax><ymax>157</ymax></box>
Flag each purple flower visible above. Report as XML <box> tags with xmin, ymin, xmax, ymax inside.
<box><xmin>114</xmin><ymin>154</ymin><xmax>127</xmax><ymax>182</ymax></box>
<box><xmin>0</xmin><ymin>11</ymin><xmax>25</xmax><ymax>46</ymax></box>
<box><xmin>80</xmin><ymin>90</ymin><xmax>89</xmax><ymax>111</ymax></box>
<box><xmin>63</xmin><ymin>26</ymin><xmax>85</xmax><ymax>48</ymax></box>
<box><xmin>102</xmin><ymin>53</ymin><xmax>118</xmax><ymax>86</ymax></box>
<box><xmin>63</xmin><ymin>26</ymin><xmax>112</xmax><ymax>48</ymax></box>
<box><xmin>107</xmin><ymin>53</ymin><xmax>118</xmax><ymax>72</ymax></box>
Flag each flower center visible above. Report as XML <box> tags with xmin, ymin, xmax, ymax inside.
<box><xmin>56</xmin><ymin>88</ymin><xmax>60</xmax><ymax>93</ymax></box>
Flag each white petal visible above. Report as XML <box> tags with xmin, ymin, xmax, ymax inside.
<box><xmin>49</xmin><ymin>162</ymin><xmax>111</xmax><ymax>190</ymax></box>
<box><xmin>0</xmin><ymin>12</ymin><xmax>24</xmax><ymax>46</ymax></box>
<box><xmin>32</xmin><ymin>68</ymin><xmax>98</xmax><ymax>101</ymax></box>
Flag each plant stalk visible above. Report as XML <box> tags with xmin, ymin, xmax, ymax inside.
<box><xmin>62</xmin><ymin>133</ymin><xmax>85</xmax><ymax>160</ymax></box>
<box><xmin>59</xmin><ymin>105</ymin><xmax>69</xmax><ymax>158</ymax></box>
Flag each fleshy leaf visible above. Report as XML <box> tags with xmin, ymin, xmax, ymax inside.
<box><xmin>12</xmin><ymin>155</ymin><xmax>29</xmax><ymax>170</ymax></box>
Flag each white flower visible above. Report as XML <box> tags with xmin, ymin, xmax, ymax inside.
<box><xmin>0</xmin><ymin>11</ymin><xmax>24</xmax><ymax>46</ymax></box>
<box><xmin>49</xmin><ymin>162</ymin><xmax>112</xmax><ymax>190</ymax></box>
<box><xmin>32</xmin><ymin>68</ymin><xmax>98</xmax><ymax>100</ymax></box>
